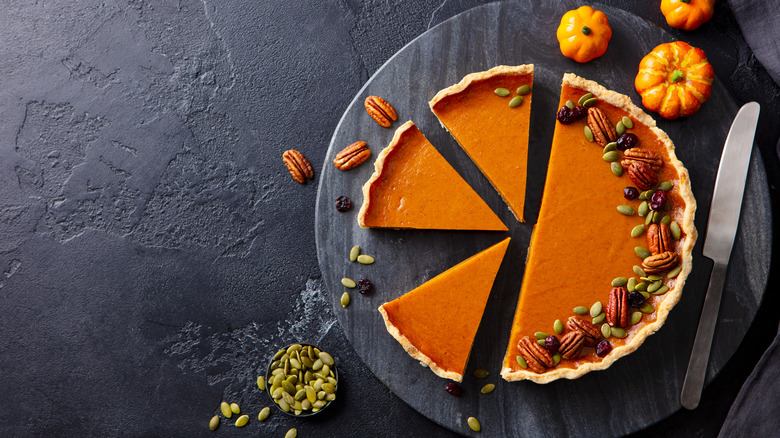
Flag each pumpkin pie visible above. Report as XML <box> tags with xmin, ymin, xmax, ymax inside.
<box><xmin>430</xmin><ymin>65</ymin><xmax>533</xmax><ymax>222</ymax></box>
<box><xmin>379</xmin><ymin>237</ymin><xmax>511</xmax><ymax>382</ymax></box>
<box><xmin>358</xmin><ymin>121</ymin><xmax>507</xmax><ymax>231</ymax></box>
<box><xmin>500</xmin><ymin>74</ymin><xmax>696</xmax><ymax>383</ymax></box>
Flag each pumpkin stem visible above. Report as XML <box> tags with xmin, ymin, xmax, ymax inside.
<box><xmin>670</xmin><ymin>70</ymin><xmax>685</xmax><ymax>82</ymax></box>
<box><xmin>581</xmin><ymin>25</ymin><xmax>591</xmax><ymax>35</ymax></box>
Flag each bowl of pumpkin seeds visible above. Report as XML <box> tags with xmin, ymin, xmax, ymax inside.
<box><xmin>266</xmin><ymin>343</ymin><xmax>338</xmax><ymax>416</ymax></box>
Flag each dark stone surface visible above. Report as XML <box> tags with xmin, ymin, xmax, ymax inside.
<box><xmin>316</xmin><ymin>1</ymin><xmax>770</xmax><ymax>436</ymax></box>
<box><xmin>0</xmin><ymin>0</ymin><xmax>777</xmax><ymax>437</ymax></box>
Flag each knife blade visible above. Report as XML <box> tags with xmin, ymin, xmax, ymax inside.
<box><xmin>680</xmin><ymin>102</ymin><xmax>760</xmax><ymax>410</ymax></box>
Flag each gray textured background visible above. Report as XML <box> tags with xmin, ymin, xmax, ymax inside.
<box><xmin>0</xmin><ymin>0</ymin><xmax>777</xmax><ymax>437</ymax></box>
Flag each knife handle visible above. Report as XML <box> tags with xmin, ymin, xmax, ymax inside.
<box><xmin>681</xmin><ymin>262</ymin><xmax>728</xmax><ymax>410</ymax></box>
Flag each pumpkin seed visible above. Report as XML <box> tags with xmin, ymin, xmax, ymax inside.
<box><xmin>294</xmin><ymin>389</ymin><xmax>307</xmax><ymax>401</ymax></box>
<box><xmin>592</xmin><ymin>312</ymin><xmax>606</xmax><ymax>324</ymax></box>
<box><xmin>631</xmin><ymin>224</ymin><xmax>645</xmax><ymax>238</ymax></box>
<box><xmin>565</xmin><ymin>100</ymin><xmax>575</xmax><ymax>109</ymax></box>
<box><xmin>552</xmin><ymin>353</ymin><xmax>562</xmax><ymax>366</ymax></box>
<box><xmin>627</xmin><ymin>277</ymin><xmax>638</xmax><ymax>291</ymax></box>
<box><xmin>622</xmin><ymin>116</ymin><xmax>634</xmax><ymax>129</ymax></box>
<box><xmin>494</xmin><ymin>88</ymin><xmax>510</xmax><ymax>97</ymax></box>
<box><xmin>341</xmin><ymin>277</ymin><xmax>356</xmax><ymax>288</ymax></box>
<box><xmin>637</xmin><ymin>201</ymin><xmax>649</xmax><ymax>217</ymax></box>
<box><xmin>535</xmin><ymin>331</ymin><xmax>548</xmax><ymax>340</ymax></box>
<box><xmin>611</xmin><ymin>327</ymin><xmax>627</xmax><ymax>338</ymax></box>
<box><xmin>287</xmin><ymin>344</ymin><xmax>302</xmax><ymax>354</ymax></box>
<box><xmin>630</xmin><ymin>311</ymin><xmax>643</xmax><ymax>325</ymax></box>
<box><xmin>583</xmin><ymin>97</ymin><xmax>598</xmax><ymax>107</ymax></box>
<box><xmin>657</xmin><ymin>181</ymin><xmax>673</xmax><ymax>191</ymax></box>
<box><xmin>601</xmin><ymin>323</ymin><xmax>611</xmax><ymax>338</ymax></box>
<box><xmin>274</xmin><ymin>348</ymin><xmax>286</xmax><ymax>360</ymax></box>
<box><xmin>553</xmin><ymin>319</ymin><xmax>564</xmax><ymax>335</ymax></box>
<box><xmin>639</xmin><ymin>302</ymin><xmax>654</xmax><ymax>313</ymax></box>
<box><xmin>313</xmin><ymin>379</ymin><xmax>323</xmax><ymax>391</ymax></box>
<box><xmin>661</xmin><ymin>215</ymin><xmax>671</xmax><ymax>225</ymax></box>
<box><xmin>220</xmin><ymin>402</ymin><xmax>232</xmax><ymax>418</ymax></box>
<box><xmin>616</xmin><ymin>120</ymin><xmax>626</xmax><ymax>136</ymax></box>
<box><xmin>612</xmin><ymin>277</ymin><xmax>628</xmax><ymax>287</ymax></box>
<box><xmin>573</xmin><ymin>306</ymin><xmax>588</xmax><ymax>315</ymax></box>
<box><xmin>509</xmin><ymin>96</ymin><xmax>524</xmax><ymax>107</ymax></box>
<box><xmin>633</xmin><ymin>265</ymin><xmax>646</xmax><ymax>277</ymax></box>
<box><xmin>340</xmin><ymin>291</ymin><xmax>350</xmax><ymax>307</ymax></box>
<box><xmin>670</xmin><ymin>222</ymin><xmax>681</xmax><ymax>240</ymax></box>
<box><xmin>285</xmin><ymin>428</ymin><xmax>298</xmax><ymax>438</ymax></box>
<box><xmin>312</xmin><ymin>358</ymin><xmax>323</xmax><ymax>371</ymax></box>
<box><xmin>230</xmin><ymin>403</ymin><xmax>240</xmax><ymax>414</ymax></box>
<box><xmin>647</xmin><ymin>274</ymin><xmax>662</xmax><ymax>281</ymax></box>
<box><xmin>325</xmin><ymin>393</ymin><xmax>336</xmax><ymax>401</ymax></box>
<box><xmin>473</xmin><ymin>369</ymin><xmax>489</xmax><ymax>379</ymax></box>
<box><xmin>209</xmin><ymin>415</ymin><xmax>220</xmax><ymax>430</ymax></box>
<box><xmin>467</xmin><ymin>416</ymin><xmax>481</xmax><ymax>432</ymax></box>
<box><xmin>278</xmin><ymin>398</ymin><xmax>290</xmax><ymax>412</ymax></box>
<box><xmin>603</xmin><ymin>151</ymin><xmax>620</xmax><ymax>162</ymax></box>
<box><xmin>257</xmin><ymin>376</ymin><xmax>266</xmax><ymax>391</ymax></box>
<box><xmin>257</xmin><ymin>406</ymin><xmax>270</xmax><ymax>421</ymax></box>
<box><xmin>604</xmin><ymin>142</ymin><xmax>617</xmax><ymax>153</ymax></box>
<box><xmin>282</xmin><ymin>380</ymin><xmax>296</xmax><ymax>395</ymax></box>
<box><xmin>319</xmin><ymin>351</ymin><xmax>335</xmax><ymax>366</ymax></box>
<box><xmin>516</xmin><ymin>355</ymin><xmax>528</xmax><ymax>368</ymax></box>
<box><xmin>282</xmin><ymin>392</ymin><xmax>295</xmax><ymax>406</ymax></box>
<box><xmin>577</xmin><ymin>93</ymin><xmax>593</xmax><ymax>106</ymax></box>
<box><xmin>584</xmin><ymin>125</ymin><xmax>594</xmax><ymax>142</ymax></box>
<box><xmin>537</xmin><ymin>339</ymin><xmax>546</xmax><ymax>347</ymax></box>
<box><xmin>639</xmin><ymin>190</ymin><xmax>653</xmax><ymax>201</ymax></box>
<box><xmin>645</xmin><ymin>211</ymin><xmax>653</xmax><ymax>225</ymax></box>
<box><xmin>234</xmin><ymin>415</ymin><xmax>249</xmax><ymax>428</ymax></box>
<box><xmin>301</xmin><ymin>399</ymin><xmax>311</xmax><ymax>410</ymax></box>
<box><xmin>322</xmin><ymin>383</ymin><xmax>336</xmax><ymax>394</ymax></box>
<box><xmin>653</xmin><ymin>285</ymin><xmax>670</xmax><ymax>295</ymax></box>
<box><xmin>667</xmin><ymin>265</ymin><xmax>682</xmax><ymax>278</ymax></box>
<box><xmin>517</xmin><ymin>84</ymin><xmax>532</xmax><ymax>95</ymax></box>
<box><xmin>357</xmin><ymin>254</ymin><xmax>374</xmax><ymax>264</ymax></box>
<box><xmin>647</xmin><ymin>281</ymin><xmax>662</xmax><ymax>293</ymax></box>
<box><xmin>635</xmin><ymin>247</ymin><xmax>651</xmax><ymax>258</ymax></box>
<box><xmin>590</xmin><ymin>301</ymin><xmax>603</xmax><ymax>318</ymax></box>
<box><xmin>290</xmin><ymin>358</ymin><xmax>302</xmax><ymax>369</ymax></box>
<box><xmin>611</xmin><ymin>161</ymin><xmax>623</xmax><ymax>176</ymax></box>
<box><xmin>652</xmin><ymin>211</ymin><xmax>662</xmax><ymax>224</ymax></box>
<box><xmin>349</xmin><ymin>245</ymin><xmax>360</xmax><ymax>261</ymax></box>
<box><xmin>481</xmin><ymin>383</ymin><xmax>496</xmax><ymax>394</ymax></box>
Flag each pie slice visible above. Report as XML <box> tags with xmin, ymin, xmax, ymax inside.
<box><xmin>501</xmin><ymin>74</ymin><xmax>696</xmax><ymax>383</ymax></box>
<box><xmin>379</xmin><ymin>237</ymin><xmax>511</xmax><ymax>381</ymax></box>
<box><xmin>358</xmin><ymin>121</ymin><xmax>507</xmax><ymax>231</ymax></box>
<box><xmin>430</xmin><ymin>65</ymin><xmax>534</xmax><ymax>223</ymax></box>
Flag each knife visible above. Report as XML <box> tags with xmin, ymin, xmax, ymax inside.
<box><xmin>680</xmin><ymin>101</ymin><xmax>760</xmax><ymax>410</ymax></box>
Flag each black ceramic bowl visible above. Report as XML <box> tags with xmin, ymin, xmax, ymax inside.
<box><xmin>265</xmin><ymin>343</ymin><xmax>339</xmax><ymax>417</ymax></box>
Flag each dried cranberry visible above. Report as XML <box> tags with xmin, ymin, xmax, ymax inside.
<box><xmin>335</xmin><ymin>196</ymin><xmax>352</xmax><ymax>212</ymax></box>
<box><xmin>628</xmin><ymin>291</ymin><xmax>645</xmax><ymax>307</ymax></box>
<box><xmin>616</xmin><ymin>133</ymin><xmax>639</xmax><ymax>151</ymax></box>
<box><xmin>623</xmin><ymin>187</ymin><xmax>639</xmax><ymax>200</ymax></box>
<box><xmin>445</xmin><ymin>382</ymin><xmax>462</xmax><ymax>397</ymax></box>
<box><xmin>650</xmin><ymin>190</ymin><xmax>667</xmax><ymax>211</ymax></box>
<box><xmin>545</xmin><ymin>335</ymin><xmax>560</xmax><ymax>354</ymax></box>
<box><xmin>357</xmin><ymin>279</ymin><xmax>373</xmax><ymax>294</ymax></box>
<box><xmin>570</xmin><ymin>105</ymin><xmax>587</xmax><ymax>121</ymax></box>
<box><xmin>556</xmin><ymin>106</ymin><xmax>573</xmax><ymax>124</ymax></box>
<box><xmin>596</xmin><ymin>340</ymin><xmax>612</xmax><ymax>357</ymax></box>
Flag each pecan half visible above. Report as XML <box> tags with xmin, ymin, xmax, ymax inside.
<box><xmin>567</xmin><ymin>316</ymin><xmax>602</xmax><ymax>347</ymax></box>
<box><xmin>365</xmin><ymin>96</ymin><xmax>397</xmax><ymax>128</ymax></box>
<box><xmin>559</xmin><ymin>331</ymin><xmax>585</xmax><ymax>359</ymax></box>
<box><xmin>642</xmin><ymin>251</ymin><xmax>678</xmax><ymax>274</ymax></box>
<box><xmin>607</xmin><ymin>287</ymin><xmax>630</xmax><ymax>328</ymax></box>
<box><xmin>621</xmin><ymin>149</ymin><xmax>663</xmax><ymax>172</ymax></box>
<box><xmin>517</xmin><ymin>336</ymin><xmax>554</xmax><ymax>373</ymax></box>
<box><xmin>627</xmin><ymin>161</ymin><xmax>657</xmax><ymax>190</ymax></box>
<box><xmin>282</xmin><ymin>149</ymin><xmax>314</xmax><ymax>184</ymax></box>
<box><xmin>647</xmin><ymin>223</ymin><xmax>673</xmax><ymax>255</ymax></box>
<box><xmin>334</xmin><ymin>141</ymin><xmax>371</xmax><ymax>170</ymax></box>
<box><xmin>586</xmin><ymin>107</ymin><xmax>617</xmax><ymax>147</ymax></box>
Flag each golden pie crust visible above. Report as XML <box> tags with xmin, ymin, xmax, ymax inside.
<box><xmin>500</xmin><ymin>74</ymin><xmax>697</xmax><ymax>383</ymax></box>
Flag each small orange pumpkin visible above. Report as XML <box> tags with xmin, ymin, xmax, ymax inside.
<box><xmin>661</xmin><ymin>0</ymin><xmax>715</xmax><ymax>31</ymax></box>
<box><xmin>557</xmin><ymin>6</ymin><xmax>612</xmax><ymax>63</ymax></box>
<box><xmin>635</xmin><ymin>41</ymin><xmax>714</xmax><ymax>120</ymax></box>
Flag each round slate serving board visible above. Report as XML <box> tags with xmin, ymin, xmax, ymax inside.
<box><xmin>315</xmin><ymin>1</ymin><xmax>772</xmax><ymax>436</ymax></box>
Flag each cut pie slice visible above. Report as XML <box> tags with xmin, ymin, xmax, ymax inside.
<box><xmin>430</xmin><ymin>65</ymin><xmax>534</xmax><ymax>223</ymax></box>
<box><xmin>358</xmin><ymin>121</ymin><xmax>507</xmax><ymax>231</ymax></box>
<box><xmin>501</xmin><ymin>74</ymin><xmax>696</xmax><ymax>383</ymax></box>
<box><xmin>379</xmin><ymin>237</ymin><xmax>511</xmax><ymax>382</ymax></box>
